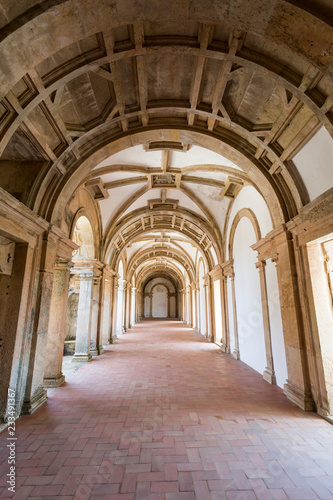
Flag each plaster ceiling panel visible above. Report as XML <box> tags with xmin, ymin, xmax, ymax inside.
<box><xmin>126</xmin><ymin>241</ymin><xmax>148</xmax><ymax>261</ymax></box>
<box><xmin>182</xmin><ymin>182</ymin><xmax>230</xmax><ymax>231</ymax></box>
<box><xmin>94</xmin><ymin>145</ymin><xmax>161</xmax><ymax>169</ymax></box>
<box><xmin>183</xmin><ymin>169</ymin><xmax>230</xmax><ymax>182</ymax></box>
<box><xmin>146</xmin><ymin>52</ymin><xmax>194</xmax><ymax>102</ymax></box>
<box><xmin>99</xmin><ymin>183</ymin><xmax>146</xmax><ymax>231</ymax></box>
<box><xmin>168</xmin><ymin>189</ymin><xmax>207</xmax><ymax>219</ymax></box>
<box><xmin>170</xmin><ymin>146</ymin><xmax>242</xmax><ymax>170</ymax></box>
<box><xmin>121</xmin><ymin>188</ymin><xmax>163</xmax><ymax>218</ymax></box>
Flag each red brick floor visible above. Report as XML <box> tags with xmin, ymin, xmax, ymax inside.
<box><xmin>1</xmin><ymin>320</ymin><xmax>333</xmax><ymax>500</ymax></box>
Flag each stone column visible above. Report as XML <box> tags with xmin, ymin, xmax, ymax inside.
<box><xmin>43</xmin><ymin>259</ymin><xmax>72</xmax><ymax>388</ymax></box>
<box><xmin>167</xmin><ymin>291</ymin><xmax>171</xmax><ymax>317</ymax></box>
<box><xmin>99</xmin><ymin>267</ymin><xmax>114</xmax><ymax>346</ymax></box>
<box><xmin>22</xmin><ymin>232</ymin><xmax>58</xmax><ymax>414</ymax></box>
<box><xmin>90</xmin><ymin>273</ymin><xmax>101</xmax><ymax>356</ymax></box>
<box><xmin>256</xmin><ymin>260</ymin><xmax>276</xmax><ymax>385</ymax></box>
<box><xmin>203</xmin><ymin>283</ymin><xmax>209</xmax><ymax>337</ymax></box>
<box><xmin>116</xmin><ymin>279</ymin><xmax>126</xmax><ymax>334</ymax></box>
<box><xmin>72</xmin><ymin>268</ymin><xmax>94</xmax><ymax>362</ymax></box>
<box><xmin>149</xmin><ymin>291</ymin><xmax>153</xmax><ymax>318</ymax></box>
<box><xmin>222</xmin><ymin>275</ymin><xmax>230</xmax><ymax>353</ymax></box>
<box><xmin>125</xmin><ymin>284</ymin><xmax>132</xmax><ymax>330</ymax></box>
<box><xmin>230</xmin><ymin>272</ymin><xmax>240</xmax><ymax>360</ymax></box>
<box><xmin>130</xmin><ymin>286</ymin><xmax>136</xmax><ymax>326</ymax></box>
<box><xmin>111</xmin><ymin>276</ymin><xmax>119</xmax><ymax>340</ymax></box>
<box><xmin>204</xmin><ymin>274</ymin><xmax>214</xmax><ymax>341</ymax></box>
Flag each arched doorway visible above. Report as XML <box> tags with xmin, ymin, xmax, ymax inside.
<box><xmin>152</xmin><ymin>284</ymin><xmax>168</xmax><ymax>318</ymax></box>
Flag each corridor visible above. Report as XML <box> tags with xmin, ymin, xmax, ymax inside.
<box><xmin>1</xmin><ymin>321</ymin><xmax>333</xmax><ymax>500</ymax></box>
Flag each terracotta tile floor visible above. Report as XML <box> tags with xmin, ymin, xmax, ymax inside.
<box><xmin>1</xmin><ymin>320</ymin><xmax>333</xmax><ymax>500</ymax></box>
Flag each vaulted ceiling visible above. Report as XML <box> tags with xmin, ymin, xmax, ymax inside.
<box><xmin>0</xmin><ymin>0</ymin><xmax>332</xmax><ymax>285</ymax></box>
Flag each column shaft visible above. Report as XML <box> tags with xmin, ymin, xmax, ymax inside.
<box><xmin>256</xmin><ymin>261</ymin><xmax>276</xmax><ymax>385</ymax></box>
<box><xmin>43</xmin><ymin>260</ymin><xmax>71</xmax><ymax>387</ymax></box>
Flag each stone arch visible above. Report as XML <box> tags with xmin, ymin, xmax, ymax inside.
<box><xmin>228</xmin><ymin>208</ymin><xmax>262</xmax><ymax>259</ymax></box>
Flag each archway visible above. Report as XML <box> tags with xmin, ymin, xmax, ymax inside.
<box><xmin>152</xmin><ymin>284</ymin><xmax>168</xmax><ymax>318</ymax></box>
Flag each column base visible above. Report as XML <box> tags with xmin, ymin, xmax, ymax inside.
<box><xmin>71</xmin><ymin>353</ymin><xmax>92</xmax><ymax>362</ymax></box>
<box><xmin>317</xmin><ymin>407</ymin><xmax>333</xmax><ymax>425</ymax></box>
<box><xmin>43</xmin><ymin>374</ymin><xmax>65</xmax><ymax>388</ymax></box>
<box><xmin>98</xmin><ymin>345</ymin><xmax>104</xmax><ymax>354</ymax></box>
<box><xmin>220</xmin><ymin>343</ymin><xmax>229</xmax><ymax>353</ymax></box>
<box><xmin>283</xmin><ymin>381</ymin><xmax>316</xmax><ymax>411</ymax></box>
<box><xmin>263</xmin><ymin>368</ymin><xmax>276</xmax><ymax>385</ymax></box>
<box><xmin>232</xmin><ymin>349</ymin><xmax>240</xmax><ymax>360</ymax></box>
<box><xmin>90</xmin><ymin>348</ymin><xmax>98</xmax><ymax>356</ymax></box>
<box><xmin>21</xmin><ymin>389</ymin><xmax>47</xmax><ymax>415</ymax></box>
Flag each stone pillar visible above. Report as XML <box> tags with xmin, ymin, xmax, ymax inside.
<box><xmin>203</xmin><ymin>283</ymin><xmax>209</xmax><ymax>336</ymax></box>
<box><xmin>273</xmin><ymin>243</ymin><xmax>315</xmax><ymax>410</ymax></box>
<box><xmin>167</xmin><ymin>291</ymin><xmax>171</xmax><ymax>317</ymax></box>
<box><xmin>204</xmin><ymin>274</ymin><xmax>214</xmax><ymax>342</ymax></box>
<box><xmin>99</xmin><ymin>267</ymin><xmax>114</xmax><ymax>346</ymax></box>
<box><xmin>130</xmin><ymin>286</ymin><xmax>136</xmax><ymax>326</ymax></box>
<box><xmin>256</xmin><ymin>260</ymin><xmax>276</xmax><ymax>385</ymax></box>
<box><xmin>196</xmin><ymin>283</ymin><xmax>200</xmax><ymax>332</ymax></box>
<box><xmin>222</xmin><ymin>275</ymin><xmax>230</xmax><ymax>353</ymax></box>
<box><xmin>116</xmin><ymin>279</ymin><xmax>126</xmax><ymax>334</ymax></box>
<box><xmin>149</xmin><ymin>291</ymin><xmax>153</xmax><ymax>317</ymax></box>
<box><xmin>111</xmin><ymin>276</ymin><xmax>119</xmax><ymax>339</ymax></box>
<box><xmin>230</xmin><ymin>272</ymin><xmax>240</xmax><ymax>360</ymax></box>
<box><xmin>22</xmin><ymin>232</ymin><xmax>58</xmax><ymax>414</ymax></box>
<box><xmin>72</xmin><ymin>268</ymin><xmax>94</xmax><ymax>362</ymax></box>
<box><xmin>90</xmin><ymin>273</ymin><xmax>101</xmax><ymax>356</ymax></box>
<box><xmin>43</xmin><ymin>259</ymin><xmax>72</xmax><ymax>388</ymax></box>
<box><xmin>125</xmin><ymin>284</ymin><xmax>132</xmax><ymax>330</ymax></box>
<box><xmin>0</xmin><ymin>243</ymin><xmax>34</xmax><ymax>421</ymax></box>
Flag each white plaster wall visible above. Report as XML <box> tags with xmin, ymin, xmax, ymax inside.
<box><xmin>214</xmin><ymin>279</ymin><xmax>223</xmax><ymax>342</ymax></box>
<box><xmin>152</xmin><ymin>285</ymin><xmax>168</xmax><ymax>317</ymax></box>
<box><xmin>265</xmin><ymin>260</ymin><xmax>288</xmax><ymax>388</ymax></box>
<box><xmin>233</xmin><ymin>218</ymin><xmax>266</xmax><ymax>375</ymax></box>
<box><xmin>144</xmin><ymin>296</ymin><xmax>150</xmax><ymax>317</ymax></box>
<box><xmin>226</xmin><ymin>187</ymin><xmax>273</xmax><ymax>260</ymax></box>
<box><xmin>293</xmin><ymin>127</ymin><xmax>333</xmax><ymax>202</ymax></box>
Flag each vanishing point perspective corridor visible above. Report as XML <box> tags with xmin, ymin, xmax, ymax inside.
<box><xmin>1</xmin><ymin>320</ymin><xmax>333</xmax><ymax>500</ymax></box>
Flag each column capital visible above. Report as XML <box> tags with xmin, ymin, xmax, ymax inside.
<box><xmin>221</xmin><ymin>259</ymin><xmax>234</xmax><ymax>277</ymax></box>
<box><xmin>255</xmin><ymin>260</ymin><xmax>266</xmax><ymax>271</ymax></box>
